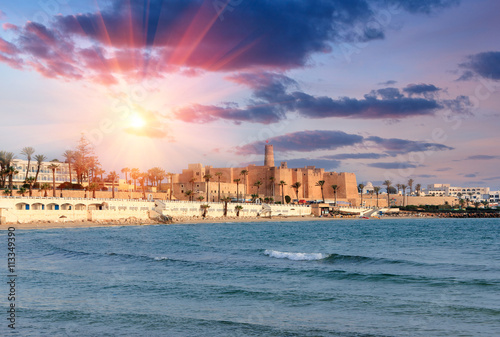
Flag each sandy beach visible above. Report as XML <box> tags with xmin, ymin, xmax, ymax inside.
<box><xmin>2</xmin><ymin>213</ymin><xmax>431</xmax><ymax>230</ymax></box>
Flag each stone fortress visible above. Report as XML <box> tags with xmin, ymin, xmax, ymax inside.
<box><xmin>171</xmin><ymin>144</ymin><xmax>360</xmax><ymax>205</ymax></box>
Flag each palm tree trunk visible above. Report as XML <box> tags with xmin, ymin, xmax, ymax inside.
<box><xmin>52</xmin><ymin>172</ymin><xmax>56</xmax><ymax>197</ymax></box>
<box><xmin>112</xmin><ymin>181</ymin><xmax>115</xmax><ymax>198</ymax></box>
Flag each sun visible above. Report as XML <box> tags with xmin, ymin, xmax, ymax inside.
<box><xmin>129</xmin><ymin>113</ymin><xmax>146</xmax><ymax>128</ymax></box>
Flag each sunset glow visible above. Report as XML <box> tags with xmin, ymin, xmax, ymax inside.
<box><xmin>0</xmin><ymin>0</ymin><xmax>498</xmax><ymax>189</ymax></box>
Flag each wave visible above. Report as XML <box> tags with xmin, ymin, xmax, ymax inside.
<box><xmin>264</xmin><ymin>250</ymin><xmax>328</xmax><ymax>261</ymax></box>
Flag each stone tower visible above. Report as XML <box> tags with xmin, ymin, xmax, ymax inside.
<box><xmin>264</xmin><ymin>144</ymin><xmax>275</xmax><ymax>167</ymax></box>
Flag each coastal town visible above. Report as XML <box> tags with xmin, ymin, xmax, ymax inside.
<box><xmin>1</xmin><ymin>137</ymin><xmax>498</xmax><ymax>226</ymax></box>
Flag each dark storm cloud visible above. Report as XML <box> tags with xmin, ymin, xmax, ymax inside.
<box><xmin>466</xmin><ymin>155</ymin><xmax>499</xmax><ymax>160</ymax></box>
<box><xmin>458</xmin><ymin>51</ymin><xmax>500</xmax><ymax>81</ymax></box>
<box><xmin>402</xmin><ymin>83</ymin><xmax>441</xmax><ymax>96</ymax></box>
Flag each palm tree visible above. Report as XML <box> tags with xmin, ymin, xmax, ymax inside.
<box><xmin>26</xmin><ymin>176</ymin><xmax>36</xmax><ymax>197</ymax></box>
<box><xmin>189</xmin><ymin>177</ymin><xmax>196</xmax><ymax>194</ymax></box>
<box><xmin>95</xmin><ymin>168</ymin><xmax>106</xmax><ymax>182</ymax></box>
<box><xmin>34</xmin><ymin>154</ymin><xmax>46</xmax><ymax>187</ymax></box>
<box><xmin>396</xmin><ymin>183</ymin><xmax>402</xmax><ymax>195</ymax></box>
<box><xmin>215</xmin><ymin>172</ymin><xmax>223</xmax><ymax>201</ymax></box>
<box><xmin>121</xmin><ymin>167</ymin><xmax>130</xmax><ymax>184</ymax></box>
<box><xmin>203</xmin><ymin>174</ymin><xmax>212</xmax><ymax>202</ymax></box>
<box><xmin>316</xmin><ymin>180</ymin><xmax>325</xmax><ymax>203</ymax></box>
<box><xmin>62</xmin><ymin>150</ymin><xmax>75</xmax><ymax>184</ymax></box>
<box><xmin>235</xmin><ymin>205</ymin><xmax>243</xmax><ymax>217</ymax></box>
<box><xmin>269</xmin><ymin>176</ymin><xmax>276</xmax><ymax>198</ymax></box>
<box><xmin>401</xmin><ymin>184</ymin><xmax>407</xmax><ymax>207</ymax></box>
<box><xmin>200</xmin><ymin>204</ymin><xmax>210</xmax><ymax>217</ymax></box>
<box><xmin>407</xmin><ymin>178</ymin><xmax>414</xmax><ymax>195</ymax></box>
<box><xmin>233</xmin><ymin>178</ymin><xmax>241</xmax><ymax>202</ymax></box>
<box><xmin>383</xmin><ymin>180</ymin><xmax>392</xmax><ymax>207</ymax></box>
<box><xmin>138</xmin><ymin>173</ymin><xmax>147</xmax><ymax>199</ymax></box>
<box><xmin>474</xmin><ymin>201</ymin><xmax>480</xmax><ymax>210</ymax></box>
<box><xmin>21</xmin><ymin>147</ymin><xmax>35</xmax><ymax>181</ymax></box>
<box><xmin>279</xmin><ymin>180</ymin><xmax>287</xmax><ymax>204</ymax></box>
<box><xmin>331</xmin><ymin>185</ymin><xmax>338</xmax><ymax>206</ymax></box>
<box><xmin>254</xmin><ymin>180</ymin><xmax>262</xmax><ymax>197</ymax></box>
<box><xmin>415</xmin><ymin>183</ymin><xmax>422</xmax><ymax>196</ymax></box>
<box><xmin>197</xmin><ymin>196</ymin><xmax>204</xmax><ymax>202</ymax></box>
<box><xmin>5</xmin><ymin>166</ymin><xmax>18</xmax><ymax>194</ymax></box>
<box><xmin>167</xmin><ymin>172</ymin><xmax>174</xmax><ymax>200</ymax></box>
<box><xmin>358</xmin><ymin>183</ymin><xmax>365</xmax><ymax>207</ymax></box>
<box><xmin>240</xmin><ymin>169</ymin><xmax>249</xmax><ymax>200</ymax></box>
<box><xmin>291</xmin><ymin>182</ymin><xmax>301</xmax><ymax>202</ymax></box>
<box><xmin>88</xmin><ymin>182</ymin><xmax>99</xmax><ymax>198</ymax></box>
<box><xmin>107</xmin><ymin>171</ymin><xmax>119</xmax><ymax>198</ymax></box>
<box><xmin>185</xmin><ymin>190</ymin><xmax>193</xmax><ymax>201</ymax></box>
<box><xmin>221</xmin><ymin>196</ymin><xmax>231</xmax><ymax>216</ymax></box>
<box><xmin>482</xmin><ymin>200</ymin><xmax>489</xmax><ymax>209</ymax></box>
<box><xmin>17</xmin><ymin>187</ymin><xmax>27</xmax><ymax>197</ymax></box>
<box><xmin>48</xmin><ymin>163</ymin><xmax>59</xmax><ymax>197</ymax></box>
<box><xmin>459</xmin><ymin>198</ymin><xmax>466</xmax><ymax>210</ymax></box>
<box><xmin>373</xmin><ymin>186</ymin><xmax>381</xmax><ymax>207</ymax></box>
<box><xmin>40</xmin><ymin>183</ymin><xmax>50</xmax><ymax>197</ymax></box>
<box><xmin>131</xmin><ymin>168</ymin><xmax>140</xmax><ymax>191</ymax></box>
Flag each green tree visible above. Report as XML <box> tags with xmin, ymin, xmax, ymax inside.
<box><xmin>26</xmin><ymin>176</ymin><xmax>36</xmax><ymax>197</ymax></box>
<box><xmin>279</xmin><ymin>180</ymin><xmax>287</xmax><ymax>204</ymax></box>
<box><xmin>197</xmin><ymin>196</ymin><xmax>204</xmax><ymax>202</ymax></box>
<box><xmin>254</xmin><ymin>180</ymin><xmax>262</xmax><ymax>197</ymax></box>
<box><xmin>401</xmin><ymin>184</ymin><xmax>407</xmax><ymax>207</ymax></box>
<box><xmin>373</xmin><ymin>186</ymin><xmax>381</xmax><ymax>207</ymax></box>
<box><xmin>88</xmin><ymin>182</ymin><xmax>99</xmax><ymax>198</ymax></box>
<box><xmin>235</xmin><ymin>205</ymin><xmax>243</xmax><ymax>217</ymax></box>
<box><xmin>215</xmin><ymin>172</ymin><xmax>223</xmax><ymax>201</ymax></box>
<box><xmin>358</xmin><ymin>183</ymin><xmax>365</xmax><ymax>207</ymax></box>
<box><xmin>62</xmin><ymin>150</ymin><xmax>75</xmax><ymax>184</ymax></box>
<box><xmin>221</xmin><ymin>196</ymin><xmax>231</xmax><ymax>216</ymax></box>
<box><xmin>407</xmin><ymin>178</ymin><xmax>414</xmax><ymax>195</ymax></box>
<box><xmin>383</xmin><ymin>180</ymin><xmax>392</xmax><ymax>207</ymax></box>
<box><xmin>291</xmin><ymin>182</ymin><xmax>301</xmax><ymax>202</ymax></box>
<box><xmin>17</xmin><ymin>187</ymin><xmax>27</xmax><ymax>197</ymax></box>
<box><xmin>185</xmin><ymin>190</ymin><xmax>193</xmax><ymax>201</ymax></box>
<box><xmin>200</xmin><ymin>204</ymin><xmax>210</xmax><ymax>217</ymax></box>
<box><xmin>240</xmin><ymin>169</ymin><xmax>249</xmax><ymax>200</ymax></box>
<box><xmin>21</xmin><ymin>147</ymin><xmax>35</xmax><ymax>181</ymax></box>
<box><xmin>331</xmin><ymin>185</ymin><xmax>338</xmax><ymax>205</ymax></box>
<box><xmin>285</xmin><ymin>195</ymin><xmax>291</xmax><ymax>204</ymax></box>
<box><xmin>40</xmin><ymin>183</ymin><xmax>50</xmax><ymax>197</ymax></box>
<box><xmin>415</xmin><ymin>183</ymin><xmax>421</xmax><ymax>196</ymax></box>
<box><xmin>107</xmin><ymin>171</ymin><xmax>119</xmax><ymax>198</ymax></box>
<box><xmin>34</xmin><ymin>154</ymin><xmax>47</xmax><ymax>187</ymax></box>
<box><xmin>233</xmin><ymin>178</ymin><xmax>241</xmax><ymax>202</ymax></box>
<box><xmin>48</xmin><ymin>163</ymin><xmax>59</xmax><ymax>197</ymax></box>
<box><xmin>316</xmin><ymin>180</ymin><xmax>325</xmax><ymax>203</ymax></box>
<box><xmin>203</xmin><ymin>174</ymin><xmax>212</xmax><ymax>202</ymax></box>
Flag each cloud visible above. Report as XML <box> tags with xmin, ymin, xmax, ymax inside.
<box><xmin>176</xmin><ymin>72</ymin><xmax>467</xmax><ymax>124</ymax></box>
<box><xmin>378</xmin><ymin>80</ymin><xmax>397</xmax><ymax>86</ymax></box>
<box><xmin>402</xmin><ymin>83</ymin><xmax>441</xmax><ymax>97</ymax></box>
<box><xmin>466</xmin><ymin>155</ymin><xmax>499</xmax><ymax>160</ymax></box>
<box><xmin>458</xmin><ymin>51</ymin><xmax>500</xmax><ymax>81</ymax></box>
<box><xmin>484</xmin><ymin>176</ymin><xmax>500</xmax><ymax>181</ymax></box>
<box><xmin>436</xmin><ymin>167</ymin><xmax>452</xmax><ymax>171</ymax></box>
<box><xmin>323</xmin><ymin>153</ymin><xmax>388</xmax><ymax>160</ymax></box>
<box><xmin>0</xmin><ymin>10</ymin><xmax>6</xmax><ymax>20</ymax></box>
<box><xmin>366</xmin><ymin>136</ymin><xmax>454</xmax><ymax>155</ymax></box>
<box><xmin>233</xmin><ymin>129</ymin><xmax>453</xmax><ymax>158</ymax></box>
<box><xmin>235</xmin><ymin>130</ymin><xmax>364</xmax><ymax>155</ymax></box>
<box><xmin>367</xmin><ymin>162</ymin><xmax>422</xmax><ymax>169</ymax></box>
<box><xmin>0</xmin><ymin>0</ymin><xmax>460</xmax><ymax>84</ymax></box>
<box><xmin>415</xmin><ymin>174</ymin><xmax>437</xmax><ymax>178</ymax></box>
<box><xmin>276</xmin><ymin>158</ymin><xmax>341</xmax><ymax>171</ymax></box>
<box><xmin>464</xmin><ymin>173</ymin><xmax>477</xmax><ymax>178</ymax></box>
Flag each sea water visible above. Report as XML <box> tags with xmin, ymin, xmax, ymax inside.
<box><xmin>2</xmin><ymin>218</ymin><xmax>499</xmax><ymax>336</ymax></box>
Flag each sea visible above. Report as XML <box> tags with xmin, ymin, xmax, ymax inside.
<box><xmin>2</xmin><ymin>218</ymin><xmax>499</xmax><ymax>336</ymax></box>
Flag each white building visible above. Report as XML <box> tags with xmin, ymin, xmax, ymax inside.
<box><xmin>10</xmin><ymin>159</ymin><xmax>77</xmax><ymax>187</ymax></box>
<box><xmin>424</xmin><ymin>184</ymin><xmax>492</xmax><ymax>202</ymax></box>
<box><xmin>362</xmin><ymin>182</ymin><xmax>374</xmax><ymax>194</ymax></box>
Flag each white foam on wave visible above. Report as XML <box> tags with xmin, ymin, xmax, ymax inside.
<box><xmin>154</xmin><ymin>256</ymin><xmax>169</xmax><ymax>261</ymax></box>
<box><xmin>264</xmin><ymin>250</ymin><xmax>327</xmax><ymax>261</ymax></box>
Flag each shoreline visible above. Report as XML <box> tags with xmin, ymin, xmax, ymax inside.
<box><xmin>2</xmin><ymin>212</ymin><xmax>498</xmax><ymax>230</ymax></box>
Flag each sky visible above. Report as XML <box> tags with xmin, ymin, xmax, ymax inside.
<box><xmin>0</xmin><ymin>0</ymin><xmax>499</xmax><ymax>189</ymax></box>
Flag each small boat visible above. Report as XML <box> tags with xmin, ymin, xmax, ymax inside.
<box><xmin>361</xmin><ymin>216</ymin><xmax>370</xmax><ymax>219</ymax></box>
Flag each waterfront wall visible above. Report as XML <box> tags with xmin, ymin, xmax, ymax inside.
<box><xmin>158</xmin><ymin>200</ymin><xmax>312</xmax><ymax>218</ymax></box>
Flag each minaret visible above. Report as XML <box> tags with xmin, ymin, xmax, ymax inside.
<box><xmin>264</xmin><ymin>144</ymin><xmax>275</xmax><ymax>167</ymax></box>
